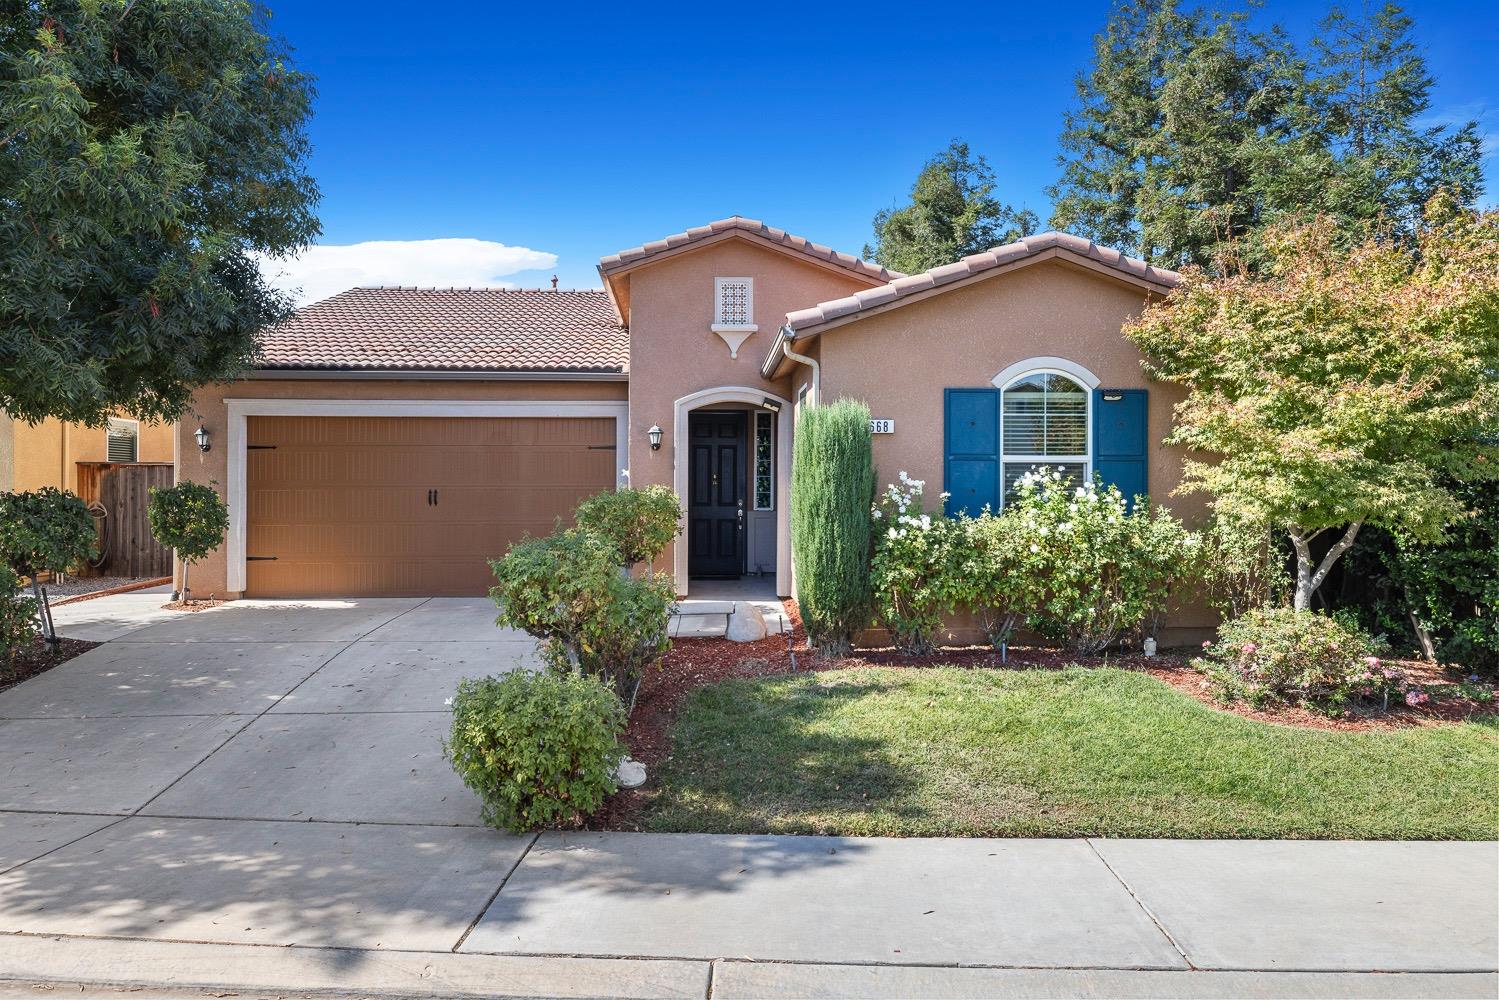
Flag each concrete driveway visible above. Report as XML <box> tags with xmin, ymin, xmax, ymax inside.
<box><xmin>1</xmin><ymin>597</ymin><xmax>1496</xmax><ymax>999</ymax></box>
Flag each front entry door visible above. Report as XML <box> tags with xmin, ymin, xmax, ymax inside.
<box><xmin>688</xmin><ymin>411</ymin><xmax>746</xmax><ymax>578</ymax></box>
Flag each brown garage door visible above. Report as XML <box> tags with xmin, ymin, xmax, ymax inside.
<box><xmin>245</xmin><ymin>415</ymin><xmax>616</xmax><ymax>597</ymax></box>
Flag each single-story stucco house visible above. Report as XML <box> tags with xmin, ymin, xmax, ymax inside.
<box><xmin>175</xmin><ymin>217</ymin><xmax>1208</xmax><ymax>637</ymax></box>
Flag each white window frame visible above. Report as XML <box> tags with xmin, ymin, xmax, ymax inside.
<box><xmin>711</xmin><ymin>276</ymin><xmax>757</xmax><ymax>332</ymax></box>
<box><xmin>753</xmin><ymin>410</ymin><xmax>774</xmax><ymax>511</ymax></box>
<box><xmin>106</xmin><ymin>417</ymin><xmax>140</xmax><ymax>463</ymax></box>
<box><xmin>992</xmin><ymin>359</ymin><xmax>1100</xmax><ymax>507</ymax></box>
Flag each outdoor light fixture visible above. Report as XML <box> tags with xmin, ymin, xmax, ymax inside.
<box><xmin>761</xmin><ymin>397</ymin><xmax>782</xmax><ymax>413</ymax></box>
<box><xmin>647</xmin><ymin>424</ymin><xmax>663</xmax><ymax>450</ymax></box>
<box><xmin>195</xmin><ymin>425</ymin><xmax>211</xmax><ymax>453</ymax></box>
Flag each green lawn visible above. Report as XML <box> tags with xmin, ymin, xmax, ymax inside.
<box><xmin>644</xmin><ymin>667</ymin><xmax>1499</xmax><ymax>839</ymax></box>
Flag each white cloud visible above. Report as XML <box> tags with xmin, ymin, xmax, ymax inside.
<box><xmin>258</xmin><ymin>238</ymin><xmax>559</xmax><ymax>306</ymax></box>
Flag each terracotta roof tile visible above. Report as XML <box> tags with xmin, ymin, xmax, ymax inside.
<box><xmin>599</xmin><ymin>216</ymin><xmax>902</xmax><ymax>282</ymax></box>
<box><xmin>257</xmin><ymin>287</ymin><xmax>628</xmax><ymax>374</ymax></box>
<box><xmin>783</xmin><ymin>232</ymin><xmax>1181</xmax><ymax>334</ymax></box>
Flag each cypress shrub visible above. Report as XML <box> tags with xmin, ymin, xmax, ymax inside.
<box><xmin>791</xmin><ymin>398</ymin><xmax>874</xmax><ymax>655</ymax></box>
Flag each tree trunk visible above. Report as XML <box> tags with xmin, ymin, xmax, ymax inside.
<box><xmin>1287</xmin><ymin>522</ymin><xmax>1363</xmax><ymax>612</ymax></box>
<box><xmin>181</xmin><ymin>560</ymin><xmax>190</xmax><ymax>603</ymax></box>
<box><xmin>1409</xmin><ymin>610</ymin><xmax>1437</xmax><ymax>662</ymax></box>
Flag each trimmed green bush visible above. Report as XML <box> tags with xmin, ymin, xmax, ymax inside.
<box><xmin>490</xmin><ymin>527</ymin><xmax>673</xmax><ymax>699</ymax></box>
<box><xmin>952</xmin><ymin>510</ymin><xmax>1044</xmax><ymax>650</ymax></box>
<box><xmin>147</xmin><ymin>481</ymin><xmax>230</xmax><ymax>599</ymax></box>
<box><xmin>0</xmin><ymin>488</ymin><xmax>96</xmax><ymax>582</ymax></box>
<box><xmin>1</xmin><ymin>568</ymin><xmax>39</xmax><ymax>664</ymax></box>
<box><xmin>574</xmin><ymin>486</ymin><xmax>682</xmax><ymax>566</ymax></box>
<box><xmin>1197</xmin><ymin>607</ymin><xmax>1407</xmax><ymax>714</ymax></box>
<box><xmin>444</xmin><ymin>670</ymin><xmax>626</xmax><ymax>832</ymax></box>
<box><xmin>791</xmin><ymin>398</ymin><xmax>874</xmax><ymax>655</ymax></box>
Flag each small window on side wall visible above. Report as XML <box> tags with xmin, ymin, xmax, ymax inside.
<box><xmin>107</xmin><ymin>418</ymin><xmax>139</xmax><ymax>463</ymax></box>
<box><xmin>754</xmin><ymin>411</ymin><xmax>774</xmax><ymax>510</ymax></box>
<box><xmin>713</xmin><ymin>277</ymin><xmax>754</xmax><ymax>329</ymax></box>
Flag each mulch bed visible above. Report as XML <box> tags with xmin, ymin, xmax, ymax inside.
<box><xmin>0</xmin><ymin>636</ymin><xmax>100</xmax><ymax>695</ymax></box>
<box><xmin>49</xmin><ymin>576</ymin><xmax>172</xmax><ymax>606</ymax></box>
<box><xmin>592</xmin><ymin>599</ymin><xmax>1497</xmax><ymax>829</ymax></box>
<box><xmin>160</xmin><ymin>598</ymin><xmax>226</xmax><ymax>613</ymax></box>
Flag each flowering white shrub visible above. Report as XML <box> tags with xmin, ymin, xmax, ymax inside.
<box><xmin>869</xmin><ymin>472</ymin><xmax>956</xmax><ymax>653</ymax></box>
<box><xmin>1005</xmin><ymin>469</ymin><xmax>1196</xmax><ymax>655</ymax></box>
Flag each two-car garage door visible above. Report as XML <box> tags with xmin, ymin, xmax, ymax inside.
<box><xmin>244</xmin><ymin>415</ymin><xmax>616</xmax><ymax>597</ymax></box>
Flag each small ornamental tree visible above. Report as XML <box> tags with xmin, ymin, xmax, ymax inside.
<box><xmin>1</xmin><ymin>568</ymin><xmax>39</xmax><ymax>664</ymax></box>
<box><xmin>0</xmin><ymin>489</ymin><xmax>96</xmax><ymax>633</ymax></box>
<box><xmin>573</xmin><ymin>486</ymin><xmax>682</xmax><ymax>566</ymax></box>
<box><xmin>147</xmin><ymin>481</ymin><xmax>230</xmax><ymax>601</ymax></box>
<box><xmin>1127</xmin><ymin>203</ymin><xmax>1499</xmax><ymax>610</ymax></box>
<box><xmin>790</xmin><ymin>399</ymin><xmax>875</xmax><ymax>656</ymax></box>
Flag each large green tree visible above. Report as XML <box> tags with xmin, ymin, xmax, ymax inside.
<box><xmin>1050</xmin><ymin>0</ymin><xmax>1482</xmax><ymax>271</ymax></box>
<box><xmin>865</xmin><ymin>140</ymin><xmax>1037</xmax><ymax>273</ymax></box>
<box><xmin>1127</xmin><ymin>201</ymin><xmax>1499</xmax><ymax>611</ymax></box>
<box><xmin>0</xmin><ymin>0</ymin><xmax>319</xmax><ymax>427</ymax></box>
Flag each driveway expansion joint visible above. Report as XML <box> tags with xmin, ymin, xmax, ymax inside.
<box><xmin>1085</xmin><ymin>836</ymin><xmax>1196</xmax><ymax>969</ymax></box>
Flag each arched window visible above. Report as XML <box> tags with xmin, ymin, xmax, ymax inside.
<box><xmin>1000</xmin><ymin>370</ymin><xmax>1090</xmax><ymax>498</ymax></box>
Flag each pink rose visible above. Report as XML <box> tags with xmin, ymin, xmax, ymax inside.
<box><xmin>1364</xmin><ymin>656</ymin><xmax>1381</xmax><ymax>668</ymax></box>
<box><xmin>1241</xmin><ymin>642</ymin><xmax>1258</xmax><ymax>655</ymax></box>
<box><xmin>1404</xmin><ymin>689</ymin><xmax>1429</xmax><ymax>707</ymax></box>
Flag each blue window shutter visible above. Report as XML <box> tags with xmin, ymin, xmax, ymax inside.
<box><xmin>944</xmin><ymin>388</ymin><xmax>999</xmax><ymax>516</ymax></box>
<box><xmin>1093</xmin><ymin>388</ymin><xmax>1148</xmax><ymax>508</ymax></box>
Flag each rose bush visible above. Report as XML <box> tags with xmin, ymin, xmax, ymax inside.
<box><xmin>870</xmin><ymin>473</ymin><xmax>957</xmax><ymax>654</ymax></box>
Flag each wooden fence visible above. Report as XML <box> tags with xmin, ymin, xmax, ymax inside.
<box><xmin>76</xmin><ymin>462</ymin><xmax>173</xmax><ymax>578</ymax></box>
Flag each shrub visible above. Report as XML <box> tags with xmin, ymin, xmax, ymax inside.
<box><xmin>950</xmin><ymin>511</ymin><xmax>1045</xmax><ymax>650</ymax></box>
<box><xmin>147</xmin><ymin>481</ymin><xmax>230</xmax><ymax>599</ymax></box>
<box><xmin>1197</xmin><ymin>607</ymin><xmax>1411</xmax><ymax>713</ymax></box>
<box><xmin>490</xmin><ymin>528</ymin><xmax>673</xmax><ymax>701</ymax></box>
<box><xmin>791</xmin><ymin>399</ymin><xmax>875</xmax><ymax>655</ymax></box>
<box><xmin>574</xmin><ymin>486</ymin><xmax>682</xmax><ymax>566</ymax></box>
<box><xmin>1198</xmin><ymin>511</ymin><xmax>1288</xmax><ymax>619</ymax></box>
<box><xmin>1</xmin><ymin>568</ymin><xmax>38</xmax><ymax>664</ymax></box>
<box><xmin>0</xmin><ymin>488</ymin><xmax>96</xmax><ymax>583</ymax></box>
<box><xmin>870</xmin><ymin>473</ymin><xmax>957</xmax><ymax>654</ymax></box>
<box><xmin>1006</xmin><ymin>470</ymin><xmax>1188</xmax><ymax>655</ymax></box>
<box><xmin>444</xmin><ymin>670</ymin><xmax>626</xmax><ymax>833</ymax></box>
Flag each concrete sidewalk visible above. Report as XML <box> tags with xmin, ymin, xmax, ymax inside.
<box><xmin>2</xmin><ymin>597</ymin><xmax>1495</xmax><ymax>998</ymax></box>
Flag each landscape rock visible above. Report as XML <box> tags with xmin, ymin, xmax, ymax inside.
<box><xmin>726</xmin><ymin>602</ymin><xmax>768</xmax><ymax>642</ymax></box>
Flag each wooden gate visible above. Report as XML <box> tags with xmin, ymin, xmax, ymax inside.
<box><xmin>77</xmin><ymin>462</ymin><xmax>173</xmax><ymax>577</ymax></box>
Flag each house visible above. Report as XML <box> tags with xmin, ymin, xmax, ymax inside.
<box><xmin>1</xmin><ymin>411</ymin><xmax>175</xmax><ymax>494</ymax></box>
<box><xmin>175</xmin><ymin>217</ymin><xmax>1207</xmax><ymax>636</ymax></box>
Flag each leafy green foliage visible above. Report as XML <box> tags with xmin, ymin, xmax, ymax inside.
<box><xmin>1003</xmin><ymin>470</ymin><xmax>1197</xmax><ymax>655</ymax></box>
<box><xmin>790</xmin><ymin>399</ymin><xmax>874</xmax><ymax>656</ymax></box>
<box><xmin>0</xmin><ymin>487</ymin><xmax>95</xmax><ymax>579</ymax></box>
<box><xmin>0</xmin><ymin>567</ymin><xmax>39</xmax><ymax>662</ymax></box>
<box><xmin>1197</xmin><ymin>607</ymin><xmax>1410</xmax><ymax>714</ymax></box>
<box><xmin>1198</xmin><ymin>511</ymin><xmax>1289</xmax><ymax>619</ymax></box>
<box><xmin>490</xmin><ymin>527</ymin><xmax>673</xmax><ymax>699</ymax></box>
<box><xmin>147</xmin><ymin>481</ymin><xmax>229</xmax><ymax>598</ymax></box>
<box><xmin>573</xmin><ymin>486</ymin><xmax>681</xmax><ymax>566</ymax></box>
<box><xmin>869</xmin><ymin>473</ymin><xmax>957</xmax><ymax>654</ymax></box>
<box><xmin>1050</xmin><ymin>0</ymin><xmax>1483</xmax><ymax>271</ymax></box>
<box><xmin>949</xmin><ymin>511</ymin><xmax>1042</xmax><ymax>650</ymax></box>
<box><xmin>1</xmin><ymin>0</ymin><xmax>320</xmax><ymax>426</ymax></box>
<box><xmin>444</xmin><ymin>670</ymin><xmax>625</xmax><ymax>833</ymax></box>
<box><xmin>1127</xmin><ymin>207</ymin><xmax>1499</xmax><ymax>609</ymax></box>
<box><xmin>865</xmin><ymin>140</ymin><xmax>1037</xmax><ymax>273</ymax></box>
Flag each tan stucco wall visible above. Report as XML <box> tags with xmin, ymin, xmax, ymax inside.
<box><xmin>622</xmin><ymin>239</ymin><xmax>879</xmax><ymax>586</ymax></box>
<box><xmin>3</xmin><ymin>414</ymin><xmax>174</xmax><ymax>493</ymax></box>
<box><xmin>811</xmin><ymin>258</ymin><xmax>1213</xmax><ymax>641</ymax></box>
<box><xmin>177</xmin><ymin>377</ymin><xmax>629</xmax><ymax>597</ymax></box>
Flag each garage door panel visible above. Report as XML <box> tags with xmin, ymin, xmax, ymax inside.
<box><xmin>245</xmin><ymin>415</ymin><xmax>616</xmax><ymax>597</ymax></box>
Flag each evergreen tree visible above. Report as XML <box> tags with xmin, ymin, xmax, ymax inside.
<box><xmin>865</xmin><ymin>140</ymin><xmax>1037</xmax><ymax>273</ymax></box>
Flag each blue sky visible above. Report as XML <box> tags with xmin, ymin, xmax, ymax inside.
<box><xmin>260</xmin><ymin>0</ymin><xmax>1497</xmax><ymax>300</ymax></box>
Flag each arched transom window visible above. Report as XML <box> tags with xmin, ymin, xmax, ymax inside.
<box><xmin>1000</xmin><ymin>371</ymin><xmax>1089</xmax><ymax>497</ymax></box>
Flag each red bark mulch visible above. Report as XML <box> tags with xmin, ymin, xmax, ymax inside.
<box><xmin>1</xmin><ymin>636</ymin><xmax>100</xmax><ymax>695</ymax></box>
<box><xmin>592</xmin><ymin>598</ymin><xmax>1497</xmax><ymax>829</ymax></box>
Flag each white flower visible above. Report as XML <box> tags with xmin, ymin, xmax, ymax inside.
<box><xmin>888</xmin><ymin>527</ymin><xmax>899</xmax><ymax>539</ymax></box>
<box><xmin>444</xmin><ymin>697</ymin><xmax>453</xmax><ymax>707</ymax></box>
<box><xmin>872</xmin><ymin>509</ymin><xmax>883</xmax><ymax>519</ymax></box>
<box><xmin>919</xmin><ymin>514</ymin><xmax>932</xmax><ymax>530</ymax></box>
<box><xmin>1029</xmin><ymin>544</ymin><xmax>1040</xmax><ymax>553</ymax></box>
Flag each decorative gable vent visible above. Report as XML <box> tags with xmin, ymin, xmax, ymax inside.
<box><xmin>107</xmin><ymin>418</ymin><xmax>139</xmax><ymax>463</ymax></box>
<box><xmin>712</xmin><ymin>277</ymin><xmax>757</xmax><ymax>358</ymax></box>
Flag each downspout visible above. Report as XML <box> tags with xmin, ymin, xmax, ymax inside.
<box><xmin>781</xmin><ymin>329</ymin><xmax>819</xmax><ymax>407</ymax></box>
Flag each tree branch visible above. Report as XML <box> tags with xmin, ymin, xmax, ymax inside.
<box><xmin>1308</xmin><ymin>521</ymin><xmax>1363</xmax><ymax>593</ymax></box>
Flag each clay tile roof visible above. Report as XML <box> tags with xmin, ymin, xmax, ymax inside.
<box><xmin>257</xmin><ymin>287</ymin><xmax>629</xmax><ymax>374</ymax></box>
<box><xmin>782</xmin><ymin>232</ymin><xmax>1181</xmax><ymax>334</ymax></box>
<box><xmin>599</xmin><ymin>216</ymin><xmax>902</xmax><ymax>282</ymax></box>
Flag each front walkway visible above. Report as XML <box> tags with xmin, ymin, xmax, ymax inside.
<box><xmin>0</xmin><ymin>599</ymin><xmax>1494</xmax><ymax>998</ymax></box>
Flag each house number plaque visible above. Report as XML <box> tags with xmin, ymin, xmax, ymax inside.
<box><xmin>870</xmin><ymin>419</ymin><xmax>895</xmax><ymax>434</ymax></box>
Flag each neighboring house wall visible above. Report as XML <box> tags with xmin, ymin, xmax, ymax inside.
<box><xmin>623</xmin><ymin>239</ymin><xmax>876</xmax><ymax>592</ymax></box>
<box><xmin>1</xmin><ymin>415</ymin><xmax>174</xmax><ymax>493</ymax></box>
<box><xmin>0</xmin><ymin>413</ymin><xmax>15</xmax><ymax>491</ymax></box>
<box><xmin>178</xmin><ymin>377</ymin><xmax>629</xmax><ymax>598</ymax></box>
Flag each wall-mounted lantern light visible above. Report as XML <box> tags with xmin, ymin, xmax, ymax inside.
<box><xmin>647</xmin><ymin>424</ymin><xmax>663</xmax><ymax>451</ymax></box>
<box><xmin>195</xmin><ymin>425</ymin><xmax>211</xmax><ymax>453</ymax></box>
